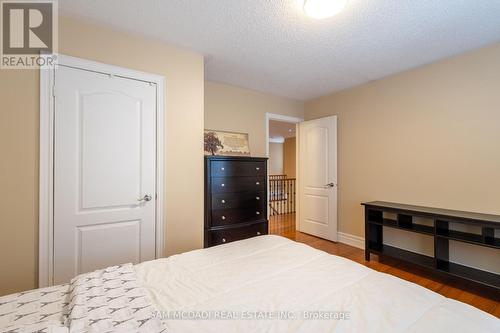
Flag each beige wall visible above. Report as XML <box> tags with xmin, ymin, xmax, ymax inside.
<box><xmin>205</xmin><ymin>82</ymin><xmax>304</xmax><ymax>157</ymax></box>
<box><xmin>0</xmin><ymin>16</ymin><xmax>204</xmax><ymax>295</ymax></box>
<box><xmin>269</xmin><ymin>143</ymin><xmax>284</xmax><ymax>175</ymax></box>
<box><xmin>305</xmin><ymin>42</ymin><xmax>500</xmax><ymax>241</ymax></box>
<box><xmin>0</xmin><ymin>70</ymin><xmax>39</xmax><ymax>296</ymax></box>
<box><xmin>283</xmin><ymin>137</ymin><xmax>296</xmax><ymax>178</ymax></box>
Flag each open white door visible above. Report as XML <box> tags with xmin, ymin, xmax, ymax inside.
<box><xmin>298</xmin><ymin>116</ymin><xmax>338</xmax><ymax>241</ymax></box>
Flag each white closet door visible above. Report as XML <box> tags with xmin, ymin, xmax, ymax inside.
<box><xmin>53</xmin><ymin>65</ymin><xmax>156</xmax><ymax>284</ymax></box>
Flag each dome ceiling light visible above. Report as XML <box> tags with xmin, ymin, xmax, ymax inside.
<box><xmin>303</xmin><ymin>0</ymin><xmax>348</xmax><ymax>19</ymax></box>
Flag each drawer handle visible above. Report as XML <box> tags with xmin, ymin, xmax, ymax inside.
<box><xmin>221</xmin><ymin>167</ymin><xmax>225</xmax><ymax>171</ymax></box>
<box><xmin>256</xmin><ymin>182</ymin><xmax>260</xmax><ymax>185</ymax></box>
<box><xmin>256</xmin><ymin>196</ymin><xmax>260</xmax><ymax>200</ymax></box>
<box><xmin>221</xmin><ymin>216</ymin><xmax>226</xmax><ymax>220</ymax></box>
<box><xmin>256</xmin><ymin>211</ymin><xmax>260</xmax><ymax>215</ymax></box>
<box><xmin>257</xmin><ymin>232</ymin><xmax>261</xmax><ymax>236</ymax></box>
<box><xmin>256</xmin><ymin>167</ymin><xmax>260</xmax><ymax>171</ymax></box>
<box><xmin>222</xmin><ymin>238</ymin><xmax>226</xmax><ymax>243</ymax></box>
<box><xmin>221</xmin><ymin>183</ymin><xmax>225</xmax><ymax>187</ymax></box>
<box><xmin>221</xmin><ymin>199</ymin><xmax>226</xmax><ymax>204</ymax></box>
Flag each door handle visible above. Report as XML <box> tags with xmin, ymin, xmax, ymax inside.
<box><xmin>324</xmin><ymin>183</ymin><xmax>336</xmax><ymax>188</ymax></box>
<box><xmin>138</xmin><ymin>194</ymin><xmax>153</xmax><ymax>202</ymax></box>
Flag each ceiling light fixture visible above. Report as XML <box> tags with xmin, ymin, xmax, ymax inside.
<box><xmin>303</xmin><ymin>0</ymin><xmax>348</xmax><ymax>19</ymax></box>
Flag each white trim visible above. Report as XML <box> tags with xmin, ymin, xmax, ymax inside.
<box><xmin>39</xmin><ymin>55</ymin><xmax>166</xmax><ymax>287</ymax></box>
<box><xmin>267</xmin><ymin>113</ymin><xmax>305</xmax><ymax>123</ymax></box>
<box><xmin>155</xmin><ymin>70</ymin><xmax>166</xmax><ymax>261</ymax></box>
<box><xmin>269</xmin><ymin>137</ymin><xmax>285</xmax><ymax>144</ymax></box>
<box><xmin>295</xmin><ymin>122</ymin><xmax>300</xmax><ymax>231</ymax></box>
<box><xmin>39</xmin><ymin>62</ymin><xmax>55</xmax><ymax>288</ymax></box>
<box><xmin>338</xmin><ymin>232</ymin><xmax>365</xmax><ymax>250</ymax></box>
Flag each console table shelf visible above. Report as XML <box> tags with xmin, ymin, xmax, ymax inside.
<box><xmin>369</xmin><ymin>243</ymin><xmax>435</xmax><ymax>269</ymax></box>
<box><xmin>369</xmin><ymin>218</ymin><xmax>435</xmax><ymax>236</ymax></box>
<box><xmin>436</xmin><ymin>230</ymin><xmax>500</xmax><ymax>249</ymax></box>
<box><xmin>436</xmin><ymin>260</ymin><xmax>500</xmax><ymax>288</ymax></box>
<box><xmin>363</xmin><ymin>201</ymin><xmax>500</xmax><ymax>291</ymax></box>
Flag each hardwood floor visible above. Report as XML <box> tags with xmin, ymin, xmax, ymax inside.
<box><xmin>269</xmin><ymin>213</ymin><xmax>500</xmax><ymax>318</ymax></box>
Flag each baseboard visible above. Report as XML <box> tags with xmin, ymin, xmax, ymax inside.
<box><xmin>338</xmin><ymin>232</ymin><xmax>365</xmax><ymax>250</ymax></box>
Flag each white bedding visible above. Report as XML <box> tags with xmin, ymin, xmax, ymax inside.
<box><xmin>0</xmin><ymin>264</ymin><xmax>164</xmax><ymax>332</ymax></box>
<box><xmin>135</xmin><ymin>235</ymin><xmax>499</xmax><ymax>333</ymax></box>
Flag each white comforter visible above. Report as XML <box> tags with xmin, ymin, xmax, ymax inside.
<box><xmin>135</xmin><ymin>235</ymin><xmax>499</xmax><ymax>333</ymax></box>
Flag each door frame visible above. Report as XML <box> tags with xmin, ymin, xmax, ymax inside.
<box><xmin>39</xmin><ymin>55</ymin><xmax>166</xmax><ymax>287</ymax></box>
<box><xmin>265</xmin><ymin>113</ymin><xmax>303</xmax><ymax>223</ymax></box>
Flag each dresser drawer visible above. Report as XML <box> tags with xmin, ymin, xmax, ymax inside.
<box><xmin>207</xmin><ymin>222</ymin><xmax>268</xmax><ymax>247</ymax></box>
<box><xmin>211</xmin><ymin>207</ymin><xmax>265</xmax><ymax>227</ymax></box>
<box><xmin>211</xmin><ymin>177</ymin><xmax>265</xmax><ymax>193</ymax></box>
<box><xmin>211</xmin><ymin>191</ymin><xmax>265</xmax><ymax>210</ymax></box>
<box><xmin>211</xmin><ymin>161</ymin><xmax>266</xmax><ymax>177</ymax></box>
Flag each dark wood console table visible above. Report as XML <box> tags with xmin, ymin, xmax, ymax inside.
<box><xmin>362</xmin><ymin>201</ymin><xmax>500</xmax><ymax>290</ymax></box>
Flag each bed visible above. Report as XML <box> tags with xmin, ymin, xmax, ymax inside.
<box><xmin>1</xmin><ymin>235</ymin><xmax>499</xmax><ymax>332</ymax></box>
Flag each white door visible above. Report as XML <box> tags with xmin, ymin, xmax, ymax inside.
<box><xmin>298</xmin><ymin>116</ymin><xmax>338</xmax><ymax>241</ymax></box>
<box><xmin>53</xmin><ymin>65</ymin><xmax>157</xmax><ymax>284</ymax></box>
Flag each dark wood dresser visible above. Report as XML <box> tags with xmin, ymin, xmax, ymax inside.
<box><xmin>204</xmin><ymin>156</ymin><xmax>268</xmax><ymax>247</ymax></box>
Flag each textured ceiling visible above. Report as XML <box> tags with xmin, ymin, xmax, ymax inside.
<box><xmin>59</xmin><ymin>0</ymin><xmax>500</xmax><ymax>100</ymax></box>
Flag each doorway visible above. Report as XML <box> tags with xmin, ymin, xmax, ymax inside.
<box><xmin>266</xmin><ymin>114</ymin><xmax>302</xmax><ymax>236</ymax></box>
<box><xmin>266</xmin><ymin>113</ymin><xmax>338</xmax><ymax>242</ymax></box>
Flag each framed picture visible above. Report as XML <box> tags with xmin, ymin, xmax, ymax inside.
<box><xmin>204</xmin><ymin>130</ymin><xmax>250</xmax><ymax>156</ymax></box>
